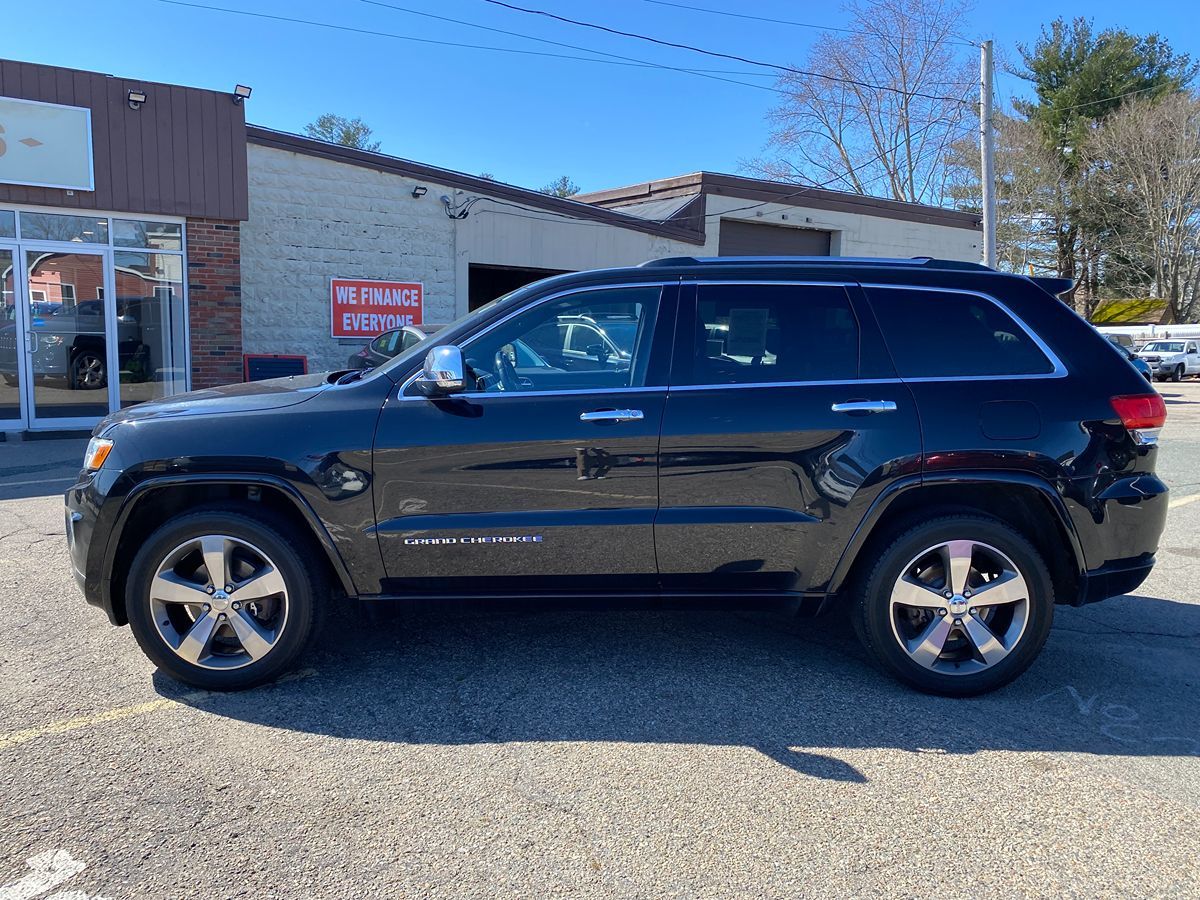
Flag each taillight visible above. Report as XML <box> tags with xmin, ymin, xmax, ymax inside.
<box><xmin>1111</xmin><ymin>393</ymin><xmax>1166</xmax><ymax>444</ymax></box>
<box><xmin>355</xmin><ymin>347</ymin><xmax>370</xmax><ymax>358</ymax></box>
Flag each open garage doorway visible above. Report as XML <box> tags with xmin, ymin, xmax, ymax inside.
<box><xmin>468</xmin><ymin>263</ymin><xmax>568</xmax><ymax>311</ymax></box>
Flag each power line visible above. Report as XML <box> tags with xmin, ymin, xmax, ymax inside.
<box><xmin>358</xmin><ymin>0</ymin><xmax>784</xmax><ymax>97</ymax></box>
<box><xmin>1050</xmin><ymin>84</ymin><xmax>1165</xmax><ymax>114</ymax></box>
<box><xmin>479</xmin><ymin>0</ymin><xmax>973</xmax><ymax>104</ymax></box>
<box><xmin>148</xmin><ymin>0</ymin><xmax>779</xmax><ymax>79</ymax></box>
<box><xmin>150</xmin><ymin>0</ymin><xmax>972</xmax><ymax>118</ymax></box>
<box><xmin>637</xmin><ymin>0</ymin><xmax>979</xmax><ymax>48</ymax></box>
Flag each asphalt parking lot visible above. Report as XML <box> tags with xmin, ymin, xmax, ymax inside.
<box><xmin>1</xmin><ymin>386</ymin><xmax>1198</xmax><ymax>899</ymax></box>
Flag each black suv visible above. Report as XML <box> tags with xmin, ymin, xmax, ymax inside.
<box><xmin>66</xmin><ymin>257</ymin><xmax>1169</xmax><ymax>696</ymax></box>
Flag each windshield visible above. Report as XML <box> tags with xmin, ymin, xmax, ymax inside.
<box><xmin>1143</xmin><ymin>342</ymin><xmax>1184</xmax><ymax>352</ymax></box>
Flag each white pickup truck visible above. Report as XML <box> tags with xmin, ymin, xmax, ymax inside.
<box><xmin>1137</xmin><ymin>339</ymin><xmax>1200</xmax><ymax>382</ymax></box>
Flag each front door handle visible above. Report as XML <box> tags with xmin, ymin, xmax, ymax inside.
<box><xmin>580</xmin><ymin>408</ymin><xmax>644</xmax><ymax>423</ymax></box>
<box><xmin>831</xmin><ymin>400</ymin><xmax>897</xmax><ymax>414</ymax></box>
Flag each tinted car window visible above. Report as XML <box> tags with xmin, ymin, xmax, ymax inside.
<box><xmin>684</xmin><ymin>284</ymin><xmax>859</xmax><ymax>385</ymax></box>
<box><xmin>371</xmin><ymin>330</ymin><xmax>400</xmax><ymax>354</ymax></box>
<box><xmin>460</xmin><ymin>286</ymin><xmax>661</xmax><ymax>393</ymax></box>
<box><xmin>868</xmin><ymin>287</ymin><xmax>1054</xmax><ymax>378</ymax></box>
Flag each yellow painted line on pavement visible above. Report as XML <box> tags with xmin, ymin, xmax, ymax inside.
<box><xmin>1168</xmin><ymin>492</ymin><xmax>1200</xmax><ymax>509</ymax></box>
<box><xmin>0</xmin><ymin>668</ymin><xmax>316</xmax><ymax>751</ymax></box>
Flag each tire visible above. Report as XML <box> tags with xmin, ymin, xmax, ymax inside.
<box><xmin>1171</xmin><ymin>364</ymin><xmax>1184</xmax><ymax>383</ymax></box>
<box><xmin>852</xmin><ymin>515</ymin><xmax>1054</xmax><ymax>697</ymax></box>
<box><xmin>126</xmin><ymin>506</ymin><xmax>325</xmax><ymax>690</ymax></box>
<box><xmin>70</xmin><ymin>350</ymin><xmax>107</xmax><ymax>390</ymax></box>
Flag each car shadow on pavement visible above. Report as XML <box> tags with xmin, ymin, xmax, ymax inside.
<box><xmin>159</xmin><ymin>594</ymin><xmax>1200</xmax><ymax>782</ymax></box>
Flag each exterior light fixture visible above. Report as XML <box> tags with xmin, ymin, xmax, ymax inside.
<box><xmin>127</xmin><ymin>89</ymin><xmax>147</xmax><ymax>110</ymax></box>
<box><xmin>412</xmin><ymin>186</ymin><xmax>428</xmax><ymax>199</ymax></box>
<box><xmin>233</xmin><ymin>85</ymin><xmax>252</xmax><ymax>104</ymax></box>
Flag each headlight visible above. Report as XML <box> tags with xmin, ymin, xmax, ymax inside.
<box><xmin>83</xmin><ymin>437</ymin><xmax>114</xmax><ymax>471</ymax></box>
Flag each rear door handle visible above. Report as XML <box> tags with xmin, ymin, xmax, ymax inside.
<box><xmin>580</xmin><ymin>409</ymin><xmax>644</xmax><ymax>423</ymax></box>
<box><xmin>831</xmin><ymin>400</ymin><xmax>897</xmax><ymax>414</ymax></box>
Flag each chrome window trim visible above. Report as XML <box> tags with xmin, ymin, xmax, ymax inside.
<box><xmin>668</xmin><ymin>378</ymin><xmax>903</xmax><ymax>393</ymax></box>
<box><xmin>396</xmin><ymin>278</ymin><xmax>1068</xmax><ymax>401</ymax></box>
<box><xmin>397</xmin><ymin>280</ymin><xmax>673</xmax><ymax>399</ymax></box>
<box><xmin>861</xmin><ymin>283</ymin><xmax>1068</xmax><ymax>381</ymax></box>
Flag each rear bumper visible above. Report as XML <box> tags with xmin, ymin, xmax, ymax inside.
<box><xmin>1065</xmin><ymin>473</ymin><xmax>1167</xmax><ymax>605</ymax></box>
<box><xmin>1076</xmin><ymin>556</ymin><xmax>1155</xmax><ymax>606</ymax></box>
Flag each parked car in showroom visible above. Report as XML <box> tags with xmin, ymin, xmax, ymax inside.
<box><xmin>1136</xmin><ymin>339</ymin><xmax>1200</xmax><ymax>382</ymax></box>
<box><xmin>347</xmin><ymin>325</ymin><xmax>434</xmax><ymax>369</ymax></box>
<box><xmin>1105</xmin><ymin>335</ymin><xmax>1153</xmax><ymax>381</ymax></box>
<box><xmin>67</xmin><ymin>257</ymin><xmax>1168</xmax><ymax>697</ymax></box>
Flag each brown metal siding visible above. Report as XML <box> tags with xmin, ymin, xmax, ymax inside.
<box><xmin>719</xmin><ymin>219</ymin><xmax>832</xmax><ymax>256</ymax></box>
<box><xmin>0</xmin><ymin>59</ymin><xmax>248</xmax><ymax>220</ymax></box>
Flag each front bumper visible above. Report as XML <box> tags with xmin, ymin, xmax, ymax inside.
<box><xmin>64</xmin><ymin>470</ymin><xmax>120</xmax><ymax>622</ymax></box>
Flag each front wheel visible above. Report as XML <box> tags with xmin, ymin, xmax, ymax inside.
<box><xmin>1171</xmin><ymin>364</ymin><xmax>1184</xmax><ymax>383</ymax></box>
<box><xmin>70</xmin><ymin>350</ymin><xmax>106</xmax><ymax>390</ymax></box>
<box><xmin>126</xmin><ymin>507</ymin><xmax>324</xmax><ymax>690</ymax></box>
<box><xmin>852</xmin><ymin>515</ymin><xmax>1054</xmax><ymax>697</ymax></box>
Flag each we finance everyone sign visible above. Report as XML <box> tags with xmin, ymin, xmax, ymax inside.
<box><xmin>330</xmin><ymin>277</ymin><xmax>424</xmax><ymax>338</ymax></box>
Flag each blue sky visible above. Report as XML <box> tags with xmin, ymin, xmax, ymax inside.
<box><xmin>4</xmin><ymin>0</ymin><xmax>1196</xmax><ymax>193</ymax></box>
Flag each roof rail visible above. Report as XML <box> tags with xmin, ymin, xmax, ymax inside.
<box><xmin>639</xmin><ymin>255</ymin><xmax>993</xmax><ymax>271</ymax></box>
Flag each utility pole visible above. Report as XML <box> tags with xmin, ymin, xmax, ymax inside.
<box><xmin>980</xmin><ymin>39</ymin><xmax>997</xmax><ymax>268</ymax></box>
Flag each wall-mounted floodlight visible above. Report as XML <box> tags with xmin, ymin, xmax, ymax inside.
<box><xmin>127</xmin><ymin>89</ymin><xmax>147</xmax><ymax>110</ymax></box>
<box><xmin>233</xmin><ymin>85</ymin><xmax>252</xmax><ymax>104</ymax></box>
<box><xmin>412</xmin><ymin>186</ymin><xmax>428</xmax><ymax>199</ymax></box>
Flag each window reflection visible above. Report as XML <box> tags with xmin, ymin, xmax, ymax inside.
<box><xmin>1</xmin><ymin>249</ymin><xmax>19</xmax><ymax>419</ymax></box>
<box><xmin>113</xmin><ymin>218</ymin><xmax>183</xmax><ymax>251</ymax></box>
<box><xmin>0</xmin><ymin>210</ymin><xmax>14</xmax><ymax>238</ymax></box>
<box><xmin>114</xmin><ymin>251</ymin><xmax>187</xmax><ymax>406</ymax></box>
<box><xmin>25</xmin><ymin>251</ymin><xmax>109</xmax><ymax>419</ymax></box>
<box><xmin>19</xmin><ymin>212</ymin><xmax>109</xmax><ymax>244</ymax></box>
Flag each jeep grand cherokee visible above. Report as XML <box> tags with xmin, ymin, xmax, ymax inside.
<box><xmin>66</xmin><ymin>256</ymin><xmax>1169</xmax><ymax>696</ymax></box>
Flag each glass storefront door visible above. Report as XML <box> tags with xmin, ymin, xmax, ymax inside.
<box><xmin>0</xmin><ymin>208</ymin><xmax>189</xmax><ymax>432</ymax></box>
<box><xmin>1</xmin><ymin>245</ymin><xmax>22</xmax><ymax>427</ymax></box>
<box><xmin>23</xmin><ymin>245</ymin><xmax>115</xmax><ymax>426</ymax></box>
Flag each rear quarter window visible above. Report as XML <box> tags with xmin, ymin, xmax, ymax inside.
<box><xmin>867</xmin><ymin>286</ymin><xmax>1055</xmax><ymax>378</ymax></box>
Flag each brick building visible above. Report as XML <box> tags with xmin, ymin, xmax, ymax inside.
<box><xmin>1</xmin><ymin>58</ymin><xmax>981</xmax><ymax>433</ymax></box>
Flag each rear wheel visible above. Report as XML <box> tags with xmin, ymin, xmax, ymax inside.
<box><xmin>853</xmin><ymin>515</ymin><xmax>1054</xmax><ymax>696</ymax></box>
<box><xmin>126</xmin><ymin>508</ymin><xmax>324</xmax><ymax>690</ymax></box>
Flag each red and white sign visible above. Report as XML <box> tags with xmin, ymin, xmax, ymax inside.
<box><xmin>330</xmin><ymin>277</ymin><xmax>423</xmax><ymax>338</ymax></box>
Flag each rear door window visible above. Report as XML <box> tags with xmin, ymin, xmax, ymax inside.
<box><xmin>866</xmin><ymin>286</ymin><xmax>1054</xmax><ymax>378</ymax></box>
<box><xmin>680</xmin><ymin>283</ymin><xmax>860</xmax><ymax>385</ymax></box>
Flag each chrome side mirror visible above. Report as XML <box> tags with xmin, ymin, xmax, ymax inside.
<box><xmin>413</xmin><ymin>344</ymin><xmax>468</xmax><ymax>395</ymax></box>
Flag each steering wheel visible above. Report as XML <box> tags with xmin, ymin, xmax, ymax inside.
<box><xmin>494</xmin><ymin>348</ymin><xmax>520</xmax><ymax>392</ymax></box>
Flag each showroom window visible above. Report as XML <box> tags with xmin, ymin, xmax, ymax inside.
<box><xmin>1</xmin><ymin>207</ymin><xmax>191</xmax><ymax>418</ymax></box>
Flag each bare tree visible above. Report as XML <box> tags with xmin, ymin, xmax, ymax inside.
<box><xmin>1088</xmin><ymin>93</ymin><xmax>1200</xmax><ymax>323</ymax></box>
<box><xmin>947</xmin><ymin>112</ymin><xmax>1101</xmax><ymax>304</ymax></box>
<box><xmin>752</xmin><ymin>0</ymin><xmax>976</xmax><ymax>205</ymax></box>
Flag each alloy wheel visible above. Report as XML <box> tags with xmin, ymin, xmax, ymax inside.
<box><xmin>149</xmin><ymin>534</ymin><xmax>290</xmax><ymax>670</ymax></box>
<box><xmin>887</xmin><ymin>539</ymin><xmax>1030</xmax><ymax>676</ymax></box>
<box><xmin>74</xmin><ymin>354</ymin><xmax>105</xmax><ymax>389</ymax></box>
